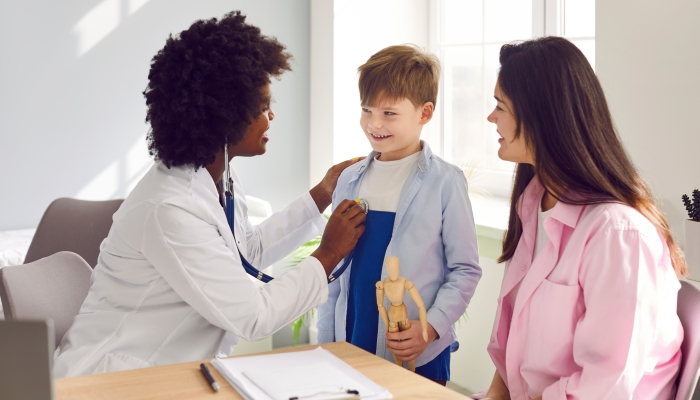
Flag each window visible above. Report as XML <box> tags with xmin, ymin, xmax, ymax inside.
<box><xmin>426</xmin><ymin>0</ymin><xmax>595</xmax><ymax>198</ymax></box>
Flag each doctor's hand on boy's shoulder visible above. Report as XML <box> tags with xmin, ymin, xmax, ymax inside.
<box><xmin>385</xmin><ymin>321</ymin><xmax>438</xmax><ymax>361</ymax></box>
<box><xmin>309</xmin><ymin>157</ymin><xmax>366</xmax><ymax>212</ymax></box>
<box><xmin>312</xmin><ymin>198</ymin><xmax>366</xmax><ymax>277</ymax></box>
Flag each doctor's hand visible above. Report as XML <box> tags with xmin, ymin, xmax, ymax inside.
<box><xmin>385</xmin><ymin>321</ymin><xmax>438</xmax><ymax>362</ymax></box>
<box><xmin>310</xmin><ymin>157</ymin><xmax>366</xmax><ymax>212</ymax></box>
<box><xmin>312</xmin><ymin>199</ymin><xmax>366</xmax><ymax>276</ymax></box>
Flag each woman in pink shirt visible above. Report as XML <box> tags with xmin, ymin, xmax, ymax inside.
<box><xmin>482</xmin><ymin>37</ymin><xmax>688</xmax><ymax>399</ymax></box>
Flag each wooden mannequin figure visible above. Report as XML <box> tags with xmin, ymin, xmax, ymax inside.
<box><xmin>375</xmin><ymin>255</ymin><xmax>428</xmax><ymax>372</ymax></box>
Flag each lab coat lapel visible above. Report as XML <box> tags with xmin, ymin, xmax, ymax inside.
<box><xmin>191</xmin><ymin>166</ymin><xmax>239</xmax><ymax>256</ymax></box>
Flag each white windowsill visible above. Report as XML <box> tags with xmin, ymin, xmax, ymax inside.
<box><xmin>471</xmin><ymin>194</ymin><xmax>509</xmax><ymax>238</ymax></box>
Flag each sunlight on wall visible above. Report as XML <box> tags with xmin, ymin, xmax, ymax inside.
<box><xmin>127</xmin><ymin>0</ymin><xmax>150</xmax><ymax>15</ymax></box>
<box><xmin>125</xmin><ymin>132</ymin><xmax>152</xmax><ymax>193</ymax></box>
<box><xmin>73</xmin><ymin>0</ymin><xmax>121</xmax><ymax>56</ymax></box>
<box><xmin>76</xmin><ymin>159</ymin><xmax>120</xmax><ymax>200</ymax></box>
<box><xmin>73</xmin><ymin>0</ymin><xmax>152</xmax><ymax>56</ymax></box>
<box><xmin>76</xmin><ymin>133</ymin><xmax>153</xmax><ymax>200</ymax></box>
<box><xmin>332</xmin><ymin>0</ymin><xmax>429</xmax><ymax>163</ymax></box>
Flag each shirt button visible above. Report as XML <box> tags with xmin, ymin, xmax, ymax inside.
<box><xmin>520</xmin><ymin>265</ymin><xmax>526</xmax><ymax>271</ymax></box>
<box><xmin>497</xmin><ymin>298</ymin><xmax>501</xmax><ymax>304</ymax></box>
<box><xmin>490</xmin><ymin>337</ymin><xmax>495</xmax><ymax>344</ymax></box>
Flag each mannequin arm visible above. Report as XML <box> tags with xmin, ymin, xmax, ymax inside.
<box><xmin>376</xmin><ymin>281</ymin><xmax>390</xmax><ymax>331</ymax></box>
<box><xmin>406</xmin><ymin>280</ymin><xmax>428</xmax><ymax>342</ymax></box>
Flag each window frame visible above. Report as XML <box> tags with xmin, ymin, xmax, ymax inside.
<box><xmin>426</xmin><ymin>0</ymin><xmax>594</xmax><ymax>201</ymax></box>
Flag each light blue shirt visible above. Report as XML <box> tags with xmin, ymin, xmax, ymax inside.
<box><xmin>317</xmin><ymin>142</ymin><xmax>482</xmax><ymax>367</ymax></box>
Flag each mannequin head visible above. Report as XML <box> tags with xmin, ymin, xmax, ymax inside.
<box><xmin>386</xmin><ymin>256</ymin><xmax>400</xmax><ymax>281</ymax></box>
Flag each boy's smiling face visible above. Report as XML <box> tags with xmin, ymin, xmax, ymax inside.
<box><xmin>360</xmin><ymin>97</ymin><xmax>434</xmax><ymax>161</ymax></box>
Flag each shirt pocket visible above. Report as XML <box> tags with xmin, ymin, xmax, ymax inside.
<box><xmin>526</xmin><ymin>279</ymin><xmax>582</xmax><ymax>373</ymax></box>
<box><xmin>92</xmin><ymin>352</ymin><xmax>152</xmax><ymax>374</ymax></box>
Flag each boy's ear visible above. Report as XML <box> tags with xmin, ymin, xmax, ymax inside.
<box><xmin>419</xmin><ymin>102</ymin><xmax>434</xmax><ymax>125</ymax></box>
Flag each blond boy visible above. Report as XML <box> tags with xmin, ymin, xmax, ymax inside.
<box><xmin>317</xmin><ymin>45</ymin><xmax>482</xmax><ymax>384</ymax></box>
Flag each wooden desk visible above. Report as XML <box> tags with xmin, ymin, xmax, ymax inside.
<box><xmin>56</xmin><ymin>342</ymin><xmax>470</xmax><ymax>399</ymax></box>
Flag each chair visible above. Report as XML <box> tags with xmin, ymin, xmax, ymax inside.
<box><xmin>24</xmin><ymin>198</ymin><xmax>123</xmax><ymax>268</ymax></box>
<box><xmin>0</xmin><ymin>320</ymin><xmax>55</xmax><ymax>400</ymax></box>
<box><xmin>676</xmin><ymin>280</ymin><xmax>700</xmax><ymax>400</ymax></box>
<box><xmin>0</xmin><ymin>252</ymin><xmax>92</xmax><ymax>347</ymax></box>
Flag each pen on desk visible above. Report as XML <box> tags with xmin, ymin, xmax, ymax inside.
<box><xmin>200</xmin><ymin>363</ymin><xmax>220</xmax><ymax>392</ymax></box>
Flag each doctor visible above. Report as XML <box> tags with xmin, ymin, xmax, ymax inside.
<box><xmin>54</xmin><ymin>11</ymin><xmax>366</xmax><ymax>377</ymax></box>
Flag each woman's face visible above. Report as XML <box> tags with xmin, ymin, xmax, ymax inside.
<box><xmin>230</xmin><ymin>82</ymin><xmax>275</xmax><ymax>158</ymax></box>
<box><xmin>487</xmin><ymin>81</ymin><xmax>533</xmax><ymax>165</ymax></box>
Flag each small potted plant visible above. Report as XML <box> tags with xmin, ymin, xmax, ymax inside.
<box><xmin>286</xmin><ymin>217</ymin><xmax>326</xmax><ymax>346</ymax></box>
<box><xmin>682</xmin><ymin>189</ymin><xmax>700</xmax><ymax>280</ymax></box>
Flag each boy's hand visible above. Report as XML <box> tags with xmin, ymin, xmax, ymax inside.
<box><xmin>385</xmin><ymin>321</ymin><xmax>438</xmax><ymax>361</ymax></box>
<box><xmin>310</xmin><ymin>157</ymin><xmax>366</xmax><ymax>212</ymax></box>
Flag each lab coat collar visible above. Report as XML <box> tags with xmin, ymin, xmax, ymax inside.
<box><xmin>191</xmin><ymin>164</ymin><xmax>220</xmax><ymax>199</ymax></box>
<box><xmin>190</xmin><ymin>163</ymin><xmax>239</xmax><ymax>255</ymax></box>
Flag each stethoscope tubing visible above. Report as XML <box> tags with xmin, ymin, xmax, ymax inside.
<box><xmin>222</xmin><ymin>146</ymin><xmax>352</xmax><ymax>284</ymax></box>
<box><xmin>226</xmin><ymin>191</ymin><xmax>275</xmax><ymax>283</ymax></box>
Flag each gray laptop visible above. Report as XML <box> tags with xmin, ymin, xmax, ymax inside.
<box><xmin>0</xmin><ymin>319</ymin><xmax>55</xmax><ymax>400</ymax></box>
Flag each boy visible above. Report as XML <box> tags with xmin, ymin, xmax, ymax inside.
<box><xmin>317</xmin><ymin>45</ymin><xmax>482</xmax><ymax>384</ymax></box>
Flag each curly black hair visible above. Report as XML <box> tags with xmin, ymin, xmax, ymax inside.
<box><xmin>144</xmin><ymin>11</ymin><xmax>292</xmax><ymax>168</ymax></box>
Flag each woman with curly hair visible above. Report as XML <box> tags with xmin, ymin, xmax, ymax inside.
<box><xmin>54</xmin><ymin>11</ymin><xmax>365</xmax><ymax>378</ymax></box>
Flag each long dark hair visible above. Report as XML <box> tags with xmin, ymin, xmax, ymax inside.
<box><xmin>497</xmin><ymin>36</ymin><xmax>687</xmax><ymax>277</ymax></box>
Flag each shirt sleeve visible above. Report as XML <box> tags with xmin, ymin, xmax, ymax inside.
<box><xmin>142</xmin><ymin>196</ymin><xmax>329</xmax><ymax>342</ymax></box>
<box><xmin>542</xmin><ymin>227</ymin><xmax>670</xmax><ymax>399</ymax></box>
<box><xmin>427</xmin><ymin>170</ymin><xmax>482</xmax><ymax>337</ymax></box>
<box><xmin>244</xmin><ymin>192</ymin><xmax>327</xmax><ymax>268</ymax></box>
<box><xmin>316</xmin><ymin>278</ymin><xmax>340</xmax><ymax>343</ymax></box>
<box><xmin>316</xmin><ymin>178</ymin><xmax>355</xmax><ymax>343</ymax></box>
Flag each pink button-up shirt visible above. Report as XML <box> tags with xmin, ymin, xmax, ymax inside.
<box><xmin>487</xmin><ymin>177</ymin><xmax>683</xmax><ymax>399</ymax></box>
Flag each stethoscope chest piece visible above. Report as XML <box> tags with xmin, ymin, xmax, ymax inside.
<box><xmin>355</xmin><ymin>198</ymin><xmax>369</xmax><ymax>214</ymax></box>
<box><xmin>223</xmin><ymin>141</ymin><xmax>364</xmax><ymax>284</ymax></box>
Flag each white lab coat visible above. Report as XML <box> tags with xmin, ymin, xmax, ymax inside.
<box><xmin>53</xmin><ymin>162</ymin><xmax>329</xmax><ymax>378</ymax></box>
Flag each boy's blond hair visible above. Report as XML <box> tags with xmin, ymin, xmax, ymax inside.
<box><xmin>358</xmin><ymin>44</ymin><xmax>440</xmax><ymax>108</ymax></box>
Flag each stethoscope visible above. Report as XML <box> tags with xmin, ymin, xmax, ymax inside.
<box><xmin>221</xmin><ymin>145</ymin><xmax>367</xmax><ymax>284</ymax></box>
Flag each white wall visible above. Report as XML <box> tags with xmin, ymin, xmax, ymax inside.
<box><xmin>0</xmin><ymin>0</ymin><xmax>311</xmax><ymax>230</ymax></box>
<box><xmin>333</xmin><ymin>0</ymin><xmax>430</xmax><ymax>163</ymax></box>
<box><xmin>596</xmin><ymin>0</ymin><xmax>700</xmax><ymax>251</ymax></box>
<box><xmin>451</xmin><ymin>256</ymin><xmax>503</xmax><ymax>393</ymax></box>
<box><xmin>309</xmin><ymin>0</ymin><xmax>335</xmax><ymax>187</ymax></box>
<box><xmin>310</xmin><ymin>0</ymin><xmax>430</xmax><ymax>186</ymax></box>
